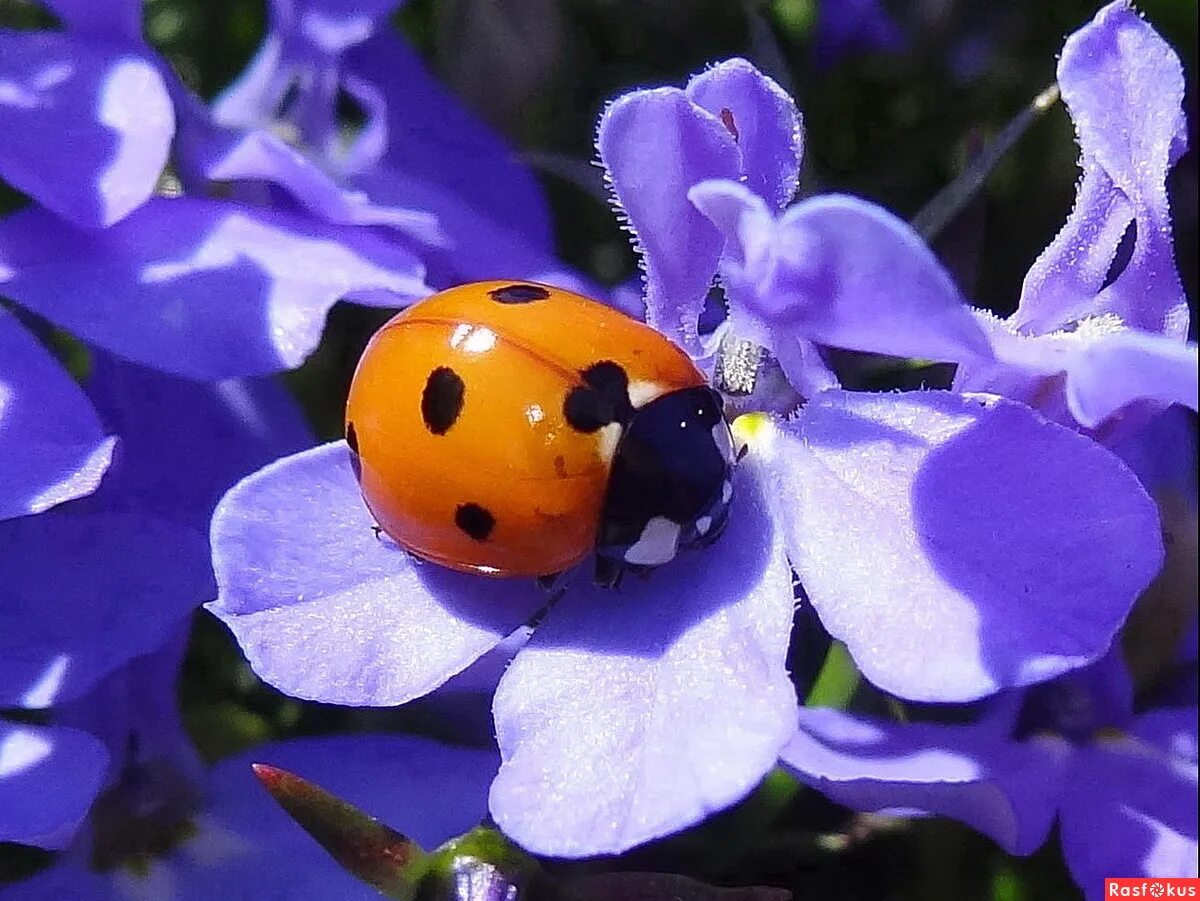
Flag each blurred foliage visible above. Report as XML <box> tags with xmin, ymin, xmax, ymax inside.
<box><xmin>1</xmin><ymin>0</ymin><xmax>1197</xmax><ymax>898</ymax></box>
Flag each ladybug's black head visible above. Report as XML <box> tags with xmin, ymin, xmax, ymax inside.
<box><xmin>594</xmin><ymin>386</ymin><xmax>735</xmax><ymax>586</ymax></box>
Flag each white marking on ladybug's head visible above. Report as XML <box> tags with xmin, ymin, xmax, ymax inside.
<box><xmin>722</xmin><ymin>480</ymin><xmax>733</xmax><ymax>504</ymax></box>
<box><xmin>695</xmin><ymin>515</ymin><xmax>713</xmax><ymax>536</ymax></box>
<box><xmin>596</xmin><ymin>422</ymin><xmax>622</xmax><ymax>464</ymax></box>
<box><xmin>623</xmin><ymin>516</ymin><xmax>682</xmax><ymax>566</ymax></box>
<box><xmin>628</xmin><ymin>380</ymin><xmax>668</xmax><ymax>409</ymax></box>
<box><xmin>712</xmin><ymin>421</ymin><xmax>735</xmax><ymax>465</ymax></box>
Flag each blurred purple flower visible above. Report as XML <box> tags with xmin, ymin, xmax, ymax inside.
<box><xmin>0</xmin><ymin>355</ymin><xmax>311</xmax><ymax>712</ymax></box>
<box><xmin>813</xmin><ymin>0</ymin><xmax>905</xmax><ymax>69</ymax></box>
<box><xmin>0</xmin><ymin>308</ymin><xmax>114</xmax><ymax>522</ymax></box>
<box><xmin>2</xmin><ymin>638</ymin><xmax>498</xmax><ymax>900</ymax></box>
<box><xmin>0</xmin><ymin>720</ymin><xmax>108</xmax><ymax>850</ymax></box>
<box><xmin>0</xmin><ymin>17</ymin><xmax>172</xmax><ymax>228</ymax></box>
<box><xmin>0</xmin><ymin>0</ymin><xmax>592</xmax><ymax>381</ymax></box>
<box><xmin>780</xmin><ymin>650</ymin><xmax>1198</xmax><ymax>898</ymax></box>
<box><xmin>207</xmin><ymin>55</ymin><xmax>1164</xmax><ymax>858</ymax></box>
<box><xmin>1</xmin><ymin>355</ymin><xmax>312</xmax><ymax>857</ymax></box>
<box><xmin>185</xmin><ymin>0</ymin><xmax>592</xmax><ymax>293</ymax></box>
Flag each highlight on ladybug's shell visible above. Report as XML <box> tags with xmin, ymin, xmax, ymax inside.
<box><xmin>344</xmin><ymin>280</ymin><xmax>737</xmax><ymax>587</ymax></box>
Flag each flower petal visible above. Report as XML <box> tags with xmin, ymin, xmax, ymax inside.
<box><xmin>207</xmin><ymin>442</ymin><xmax>545</xmax><ymax>706</ymax></box>
<box><xmin>685</xmin><ymin>58</ymin><xmax>802</xmax><ymax>210</ymax></box>
<box><xmin>0</xmin><ymin>734</ymin><xmax>496</xmax><ymax>901</ymax></box>
<box><xmin>1015</xmin><ymin>2</ymin><xmax>1189</xmax><ymax>338</ymax></box>
<box><xmin>81</xmin><ymin>355</ymin><xmax>313</xmax><ymax>528</ymax></box>
<box><xmin>351</xmin><ymin>166</ymin><xmax>600</xmax><ymax>293</ymax></box>
<box><xmin>346</xmin><ymin>29</ymin><xmax>554</xmax><ymax>252</ymax></box>
<box><xmin>691</xmin><ymin>183</ymin><xmax>991</xmax><ymax>365</ymax></box>
<box><xmin>780</xmin><ymin>708</ymin><xmax>1070</xmax><ymax>855</ymax></box>
<box><xmin>597</xmin><ymin>88</ymin><xmax>742</xmax><ymax>355</ymax></box>
<box><xmin>760</xmin><ymin>389</ymin><xmax>1164</xmax><ymax>702</ymax></box>
<box><xmin>0</xmin><ymin>198</ymin><xmax>428</xmax><ymax>379</ymax></box>
<box><xmin>0</xmin><ymin>721</ymin><xmax>108</xmax><ymax>850</ymax></box>
<box><xmin>1059</xmin><ymin>707</ymin><xmax>1199</xmax><ymax>897</ymax></box>
<box><xmin>489</xmin><ymin>462</ymin><xmax>796</xmax><ymax>856</ymax></box>
<box><xmin>41</xmin><ymin>0</ymin><xmax>143</xmax><ymax>41</ymax></box>
<box><xmin>0</xmin><ymin>32</ymin><xmax>172</xmax><ymax>227</ymax></box>
<box><xmin>0</xmin><ymin>509</ymin><xmax>212</xmax><ymax>708</ymax></box>
<box><xmin>1065</xmin><ymin>332</ymin><xmax>1199</xmax><ymax>429</ymax></box>
<box><xmin>178</xmin><ymin>120</ymin><xmax>443</xmax><ymax>246</ymax></box>
<box><xmin>0</xmin><ymin>308</ymin><xmax>114</xmax><ymax>522</ymax></box>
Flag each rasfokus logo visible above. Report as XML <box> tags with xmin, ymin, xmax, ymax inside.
<box><xmin>1106</xmin><ymin>879</ymin><xmax>1200</xmax><ymax>897</ymax></box>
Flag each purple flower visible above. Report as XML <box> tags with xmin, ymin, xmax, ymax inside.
<box><xmin>953</xmin><ymin>1</ymin><xmax>1195</xmax><ymax>435</ymax></box>
<box><xmin>183</xmin><ymin>0</ymin><xmax>592</xmax><ymax>293</ymax></box>
<box><xmin>0</xmin><ymin>16</ymin><xmax>172</xmax><ymax>228</ymax></box>
<box><xmin>779</xmin><ymin>650</ymin><xmax>1198</xmax><ymax>898</ymax></box>
<box><xmin>0</xmin><ymin>0</ymin><xmax>591</xmax><ymax>382</ymax></box>
<box><xmin>0</xmin><ymin>308</ymin><xmax>114</xmax><ymax>523</ymax></box>
<box><xmin>2</xmin><ymin>639</ymin><xmax>498</xmax><ymax>900</ymax></box>
<box><xmin>1</xmin><ymin>355</ymin><xmax>311</xmax><ymax>854</ymax></box>
<box><xmin>0</xmin><ymin>355</ymin><xmax>311</xmax><ymax>711</ymax></box>
<box><xmin>0</xmin><ymin>720</ymin><xmax>108</xmax><ymax>850</ymax></box>
<box><xmin>208</xmin><ymin>54</ymin><xmax>1165</xmax><ymax>857</ymax></box>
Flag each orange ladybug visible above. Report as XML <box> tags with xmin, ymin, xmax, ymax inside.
<box><xmin>345</xmin><ymin>281</ymin><xmax>736</xmax><ymax>586</ymax></box>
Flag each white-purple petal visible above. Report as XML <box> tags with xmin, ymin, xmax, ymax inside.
<box><xmin>1065</xmin><ymin>331</ymin><xmax>1199</xmax><ymax>429</ymax></box>
<box><xmin>597</xmin><ymin>88</ymin><xmax>742</xmax><ymax>355</ymax></box>
<box><xmin>1014</xmin><ymin>165</ymin><xmax>1133</xmax><ymax>336</ymax></box>
<box><xmin>489</xmin><ymin>462</ymin><xmax>796</xmax><ymax>856</ymax></box>
<box><xmin>1015</xmin><ymin>2</ymin><xmax>1189</xmax><ymax>339</ymax></box>
<box><xmin>0</xmin><ymin>198</ymin><xmax>429</xmax><ymax>379</ymax></box>
<box><xmin>760</xmin><ymin>389</ymin><xmax>1164</xmax><ymax>702</ymax></box>
<box><xmin>685</xmin><ymin>58</ymin><xmax>803</xmax><ymax>210</ymax></box>
<box><xmin>0</xmin><ymin>721</ymin><xmax>108</xmax><ymax>850</ymax></box>
<box><xmin>179</xmin><ymin>120</ymin><xmax>443</xmax><ymax>246</ymax></box>
<box><xmin>0</xmin><ymin>308</ymin><xmax>114</xmax><ymax>522</ymax></box>
<box><xmin>207</xmin><ymin>442</ymin><xmax>545</xmax><ymax>706</ymax></box>
<box><xmin>780</xmin><ymin>707</ymin><xmax>1070</xmax><ymax>855</ymax></box>
<box><xmin>691</xmin><ymin>184</ymin><xmax>992</xmax><ymax>365</ymax></box>
<box><xmin>0</xmin><ymin>31</ymin><xmax>172</xmax><ymax>227</ymax></box>
<box><xmin>351</xmin><ymin>166</ymin><xmax>600</xmax><ymax>293</ymax></box>
<box><xmin>1059</xmin><ymin>707</ymin><xmax>1198</xmax><ymax>898</ymax></box>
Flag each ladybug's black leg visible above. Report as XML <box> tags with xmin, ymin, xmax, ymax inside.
<box><xmin>536</xmin><ymin>571</ymin><xmax>564</xmax><ymax>593</ymax></box>
<box><xmin>371</xmin><ymin>525</ymin><xmax>384</xmax><ymax>540</ymax></box>
<box><xmin>593</xmin><ymin>555</ymin><xmax>625</xmax><ymax>590</ymax></box>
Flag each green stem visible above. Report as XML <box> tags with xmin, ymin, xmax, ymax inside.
<box><xmin>805</xmin><ymin>641</ymin><xmax>861</xmax><ymax>709</ymax></box>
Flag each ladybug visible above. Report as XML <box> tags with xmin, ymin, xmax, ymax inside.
<box><xmin>344</xmin><ymin>281</ymin><xmax>736</xmax><ymax>586</ymax></box>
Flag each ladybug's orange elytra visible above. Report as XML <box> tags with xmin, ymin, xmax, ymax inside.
<box><xmin>345</xmin><ymin>281</ymin><xmax>734</xmax><ymax>583</ymax></box>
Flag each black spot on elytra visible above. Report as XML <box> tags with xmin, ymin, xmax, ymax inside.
<box><xmin>346</xmin><ymin>421</ymin><xmax>362</xmax><ymax>480</ymax></box>
<box><xmin>489</xmin><ymin>284</ymin><xmax>551</xmax><ymax>304</ymax></box>
<box><xmin>564</xmin><ymin>361</ymin><xmax>633</xmax><ymax>432</ymax></box>
<box><xmin>421</xmin><ymin>367</ymin><xmax>465</xmax><ymax>435</ymax></box>
<box><xmin>455</xmin><ymin>503</ymin><xmax>495</xmax><ymax>541</ymax></box>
